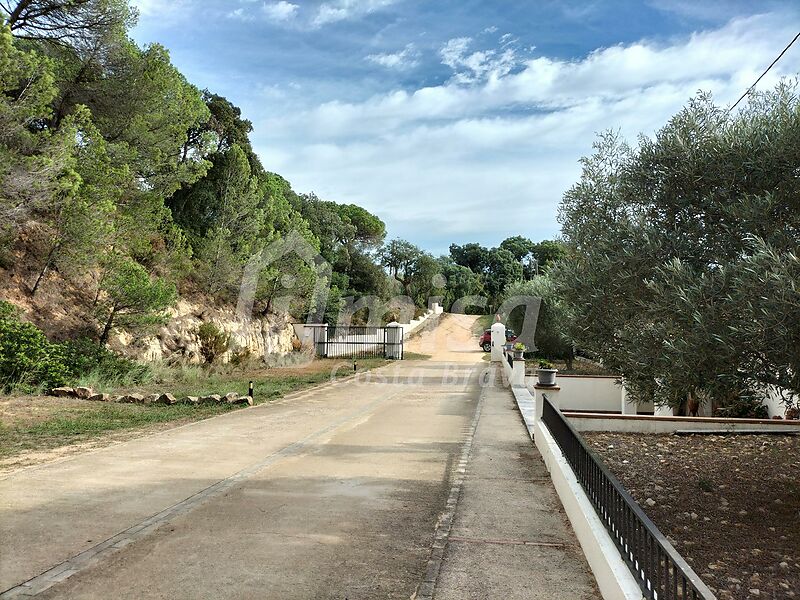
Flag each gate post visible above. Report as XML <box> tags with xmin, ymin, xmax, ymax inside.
<box><xmin>490</xmin><ymin>320</ymin><xmax>506</xmax><ymax>363</ymax></box>
<box><xmin>306</xmin><ymin>323</ymin><xmax>328</xmax><ymax>358</ymax></box>
<box><xmin>511</xmin><ymin>355</ymin><xmax>526</xmax><ymax>387</ymax></box>
<box><xmin>385</xmin><ymin>322</ymin><xmax>404</xmax><ymax>360</ymax></box>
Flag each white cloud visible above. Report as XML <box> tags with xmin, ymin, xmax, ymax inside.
<box><xmin>252</xmin><ymin>12</ymin><xmax>800</xmax><ymax>250</ymax></box>
<box><xmin>312</xmin><ymin>0</ymin><xmax>401</xmax><ymax>27</ymax></box>
<box><xmin>366</xmin><ymin>43</ymin><xmax>420</xmax><ymax>69</ymax></box>
<box><xmin>263</xmin><ymin>1</ymin><xmax>299</xmax><ymax>22</ymax></box>
<box><xmin>439</xmin><ymin>36</ymin><xmax>521</xmax><ymax>84</ymax></box>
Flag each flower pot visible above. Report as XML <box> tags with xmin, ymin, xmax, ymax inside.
<box><xmin>513</xmin><ymin>350</ymin><xmax>524</xmax><ymax>359</ymax></box>
<box><xmin>536</xmin><ymin>368</ymin><xmax>558</xmax><ymax>387</ymax></box>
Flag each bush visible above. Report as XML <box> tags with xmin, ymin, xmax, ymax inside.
<box><xmin>197</xmin><ymin>322</ymin><xmax>230</xmax><ymax>365</ymax></box>
<box><xmin>714</xmin><ymin>395</ymin><xmax>769</xmax><ymax>419</ymax></box>
<box><xmin>0</xmin><ymin>302</ymin><xmax>149</xmax><ymax>392</ymax></box>
<box><xmin>59</xmin><ymin>338</ymin><xmax>150</xmax><ymax>386</ymax></box>
<box><xmin>0</xmin><ymin>304</ymin><xmax>71</xmax><ymax>391</ymax></box>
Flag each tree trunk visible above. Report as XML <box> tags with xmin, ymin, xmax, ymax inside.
<box><xmin>92</xmin><ymin>280</ymin><xmax>103</xmax><ymax>308</ymax></box>
<box><xmin>260</xmin><ymin>277</ymin><xmax>278</xmax><ymax>316</ymax></box>
<box><xmin>31</xmin><ymin>244</ymin><xmax>58</xmax><ymax>296</ymax></box>
<box><xmin>99</xmin><ymin>307</ymin><xmax>116</xmax><ymax>346</ymax></box>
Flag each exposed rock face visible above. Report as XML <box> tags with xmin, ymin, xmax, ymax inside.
<box><xmin>113</xmin><ymin>299</ymin><xmax>296</xmax><ymax>364</ymax></box>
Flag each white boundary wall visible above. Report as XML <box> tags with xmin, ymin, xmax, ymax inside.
<box><xmin>394</xmin><ymin>308</ymin><xmax>439</xmax><ymax>339</ymax></box>
<box><xmin>522</xmin><ymin>375</ymin><xmax>657</xmax><ymax>413</ymax></box>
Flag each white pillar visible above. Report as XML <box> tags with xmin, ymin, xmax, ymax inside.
<box><xmin>620</xmin><ymin>380</ymin><xmax>637</xmax><ymax>415</ymax></box>
<box><xmin>511</xmin><ymin>357</ymin><xmax>526</xmax><ymax>387</ymax></box>
<box><xmin>490</xmin><ymin>321</ymin><xmax>506</xmax><ymax>363</ymax></box>
<box><xmin>385</xmin><ymin>322</ymin><xmax>404</xmax><ymax>359</ymax></box>
<box><xmin>304</xmin><ymin>324</ymin><xmax>328</xmax><ymax>357</ymax></box>
<box><xmin>533</xmin><ymin>384</ymin><xmax>561</xmax><ymax>428</ymax></box>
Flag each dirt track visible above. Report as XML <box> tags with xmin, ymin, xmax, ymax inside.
<box><xmin>405</xmin><ymin>313</ymin><xmax>484</xmax><ymax>362</ymax></box>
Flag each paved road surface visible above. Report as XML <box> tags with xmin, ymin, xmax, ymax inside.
<box><xmin>0</xmin><ymin>314</ymin><xmax>597</xmax><ymax>599</ymax></box>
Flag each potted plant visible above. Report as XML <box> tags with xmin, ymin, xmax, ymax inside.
<box><xmin>536</xmin><ymin>359</ymin><xmax>558</xmax><ymax>386</ymax></box>
<box><xmin>512</xmin><ymin>342</ymin><xmax>526</xmax><ymax>359</ymax></box>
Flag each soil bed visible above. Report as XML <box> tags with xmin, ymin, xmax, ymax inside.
<box><xmin>584</xmin><ymin>432</ymin><xmax>800</xmax><ymax>599</ymax></box>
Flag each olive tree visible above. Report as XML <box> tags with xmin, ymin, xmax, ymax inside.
<box><xmin>556</xmin><ymin>81</ymin><xmax>800</xmax><ymax>413</ymax></box>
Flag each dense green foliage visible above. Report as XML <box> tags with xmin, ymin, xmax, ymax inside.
<box><xmin>448</xmin><ymin>238</ymin><xmax>565</xmax><ymax>310</ymax></box>
<box><xmin>0</xmin><ymin>303</ymin><xmax>70</xmax><ymax>390</ymax></box>
<box><xmin>554</xmin><ymin>82</ymin><xmax>800</xmax><ymax>413</ymax></box>
<box><xmin>0</xmin><ymin>301</ymin><xmax>146</xmax><ymax>391</ymax></box>
<box><xmin>504</xmin><ymin>276</ymin><xmax>574</xmax><ymax>367</ymax></box>
<box><xmin>0</xmin><ymin>3</ymin><xmax>394</xmax><ymax>333</ymax></box>
<box><xmin>0</xmin><ymin>0</ymin><xmax>557</xmax><ymax>363</ymax></box>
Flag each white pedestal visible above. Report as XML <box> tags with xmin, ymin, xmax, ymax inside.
<box><xmin>490</xmin><ymin>321</ymin><xmax>506</xmax><ymax>363</ymax></box>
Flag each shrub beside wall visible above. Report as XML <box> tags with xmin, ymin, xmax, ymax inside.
<box><xmin>0</xmin><ymin>301</ymin><xmax>148</xmax><ymax>393</ymax></box>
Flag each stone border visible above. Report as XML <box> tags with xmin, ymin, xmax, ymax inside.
<box><xmin>507</xmin><ymin>384</ymin><xmax>644</xmax><ymax>600</ymax></box>
<box><xmin>48</xmin><ymin>387</ymin><xmax>252</xmax><ymax>406</ymax></box>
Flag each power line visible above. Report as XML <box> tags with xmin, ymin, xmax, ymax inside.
<box><xmin>729</xmin><ymin>30</ymin><xmax>800</xmax><ymax>112</ymax></box>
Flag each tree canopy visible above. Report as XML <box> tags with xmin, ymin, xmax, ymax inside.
<box><xmin>554</xmin><ymin>82</ymin><xmax>800</xmax><ymax>412</ymax></box>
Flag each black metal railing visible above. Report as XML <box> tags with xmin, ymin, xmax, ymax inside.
<box><xmin>541</xmin><ymin>396</ymin><xmax>716</xmax><ymax>600</ymax></box>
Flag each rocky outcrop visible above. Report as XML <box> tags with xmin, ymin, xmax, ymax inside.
<box><xmin>113</xmin><ymin>299</ymin><xmax>296</xmax><ymax>364</ymax></box>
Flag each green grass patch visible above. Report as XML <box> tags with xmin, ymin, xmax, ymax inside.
<box><xmin>0</xmin><ymin>358</ymin><xmax>388</xmax><ymax>461</ymax></box>
<box><xmin>472</xmin><ymin>314</ymin><xmax>493</xmax><ymax>335</ymax></box>
<box><xmin>0</xmin><ymin>403</ymin><xmax>237</xmax><ymax>459</ymax></box>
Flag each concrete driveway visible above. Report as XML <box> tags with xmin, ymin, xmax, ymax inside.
<box><xmin>0</xmin><ymin>315</ymin><xmax>598</xmax><ymax>599</ymax></box>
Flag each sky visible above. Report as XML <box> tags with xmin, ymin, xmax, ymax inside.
<box><xmin>130</xmin><ymin>0</ymin><xmax>800</xmax><ymax>256</ymax></box>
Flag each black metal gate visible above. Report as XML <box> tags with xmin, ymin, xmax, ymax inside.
<box><xmin>323</xmin><ymin>326</ymin><xmax>403</xmax><ymax>359</ymax></box>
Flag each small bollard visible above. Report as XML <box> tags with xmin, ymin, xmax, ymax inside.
<box><xmin>248</xmin><ymin>381</ymin><xmax>254</xmax><ymax>400</ymax></box>
<box><xmin>353</xmin><ymin>360</ymin><xmax>357</xmax><ymax>373</ymax></box>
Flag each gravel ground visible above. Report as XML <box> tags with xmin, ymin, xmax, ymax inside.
<box><xmin>584</xmin><ymin>432</ymin><xmax>800</xmax><ymax>600</ymax></box>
